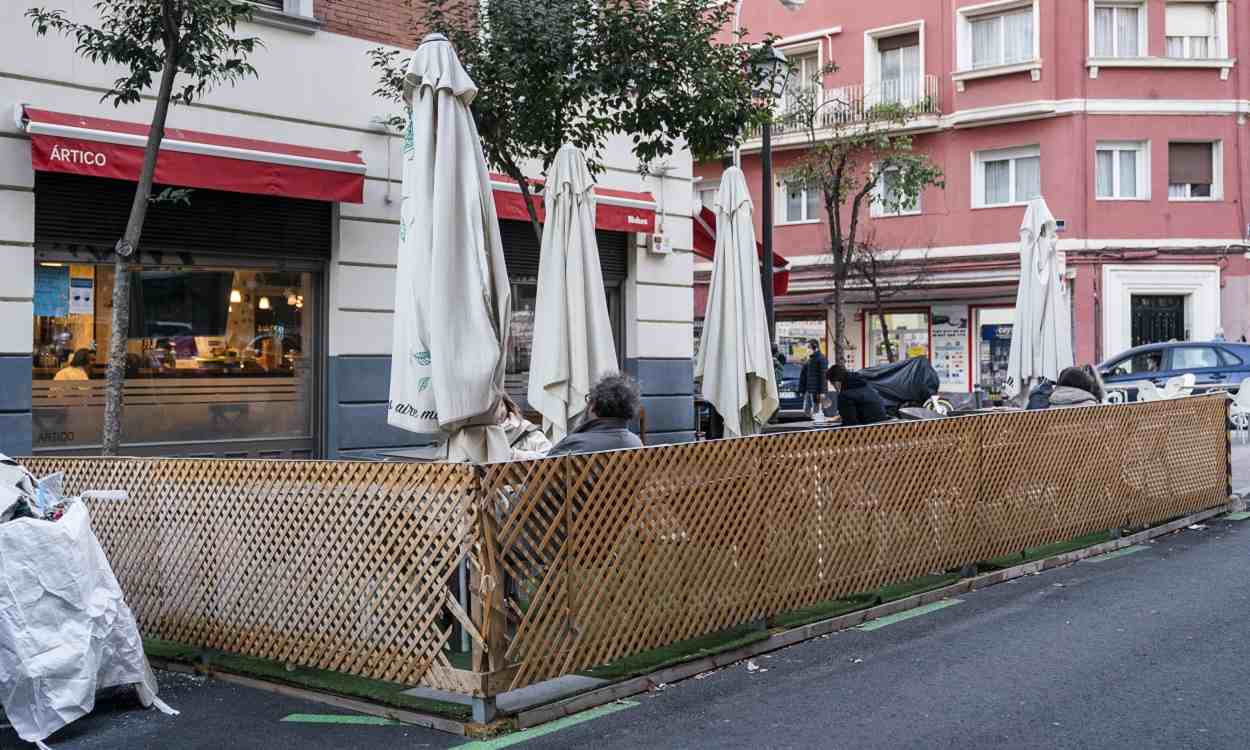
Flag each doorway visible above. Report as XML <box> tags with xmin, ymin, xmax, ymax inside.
<box><xmin>1131</xmin><ymin>295</ymin><xmax>1186</xmax><ymax>346</ymax></box>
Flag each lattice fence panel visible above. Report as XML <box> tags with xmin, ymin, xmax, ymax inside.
<box><xmin>488</xmin><ymin>397</ymin><xmax>1230</xmax><ymax>690</ymax></box>
<box><xmin>21</xmin><ymin>457</ymin><xmax>481</xmax><ymax>693</ymax></box>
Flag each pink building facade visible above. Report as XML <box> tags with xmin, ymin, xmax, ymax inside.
<box><xmin>694</xmin><ymin>0</ymin><xmax>1250</xmax><ymax>398</ymax></box>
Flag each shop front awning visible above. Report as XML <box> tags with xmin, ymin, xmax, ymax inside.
<box><xmin>490</xmin><ymin>173</ymin><xmax>657</xmax><ymax>233</ymax></box>
<box><xmin>19</xmin><ymin>107</ymin><xmax>366</xmax><ymax>203</ymax></box>
<box><xmin>692</xmin><ymin>206</ymin><xmax>790</xmax><ymax>296</ymax></box>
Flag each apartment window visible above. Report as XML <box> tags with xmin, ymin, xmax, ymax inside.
<box><xmin>1095</xmin><ymin>142</ymin><xmax>1148</xmax><ymax>200</ymax></box>
<box><xmin>969</xmin><ymin>6</ymin><xmax>1035</xmax><ymax>69</ymax></box>
<box><xmin>1168</xmin><ymin>141</ymin><xmax>1219</xmax><ymax>200</ymax></box>
<box><xmin>782</xmin><ymin>52</ymin><xmax>820</xmax><ymax>114</ymax></box>
<box><xmin>974</xmin><ymin>146</ymin><xmax>1041</xmax><ymax>208</ymax></box>
<box><xmin>783</xmin><ymin>183</ymin><xmax>821</xmax><ymax>223</ymax></box>
<box><xmin>1165</xmin><ymin>2</ymin><xmax>1216</xmax><ymax>58</ymax></box>
<box><xmin>1093</xmin><ymin>2</ymin><xmax>1146</xmax><ymax>58</ymax></box>
<box><xmin>878</xmin><ymin>32</ymin><xmax>922</xmax><ymax>105</ymax></box>
<box><xmin>873</xmin><ymin>167</ymin><xmax>921</xmax><ymax>217</ymax></box>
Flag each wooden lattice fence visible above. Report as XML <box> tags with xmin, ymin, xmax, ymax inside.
<box><xmin>23</xmin><ymin>396</ymin><xmax>1231</xmax><ymax>698</ymax></box>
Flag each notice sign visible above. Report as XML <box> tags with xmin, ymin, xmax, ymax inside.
<box><xmin>69</xmin><ymin>277</ymin><xmax>94</xmax><ymax>315</ymax></box>
<box><xmin>34</xmin><ymin>265</ymin><xmax>70</xmax><ymax>318</ymax></box>
<box><xmin>931</xmin><ymin>305</ymin><xmax>969</xmax><ymax>392</ymax></box>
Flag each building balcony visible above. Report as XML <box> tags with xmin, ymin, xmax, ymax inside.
<box><xmin>741</xmin><ymin>74</ymin><xmax>942</xmax><ymax>154</ymax></box>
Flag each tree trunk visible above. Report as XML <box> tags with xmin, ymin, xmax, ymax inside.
<box><xmin>831</xmin><ymin>274</ymin><xmax>847</xmax><ymax>367</ymax></box>
<box><xmin>875</xmin><ymin>300</ymin><xmax>895</xmax><ymax>363</ymax></box>
<box><xmin>100</xmin><ymin>42</ymin><xmax>179</xmax><ymax>456</ymax></box>
<box><xmin>503</xmin><ymin>160</ymin><xmax>543</xmax><ymax>246</ymax></box>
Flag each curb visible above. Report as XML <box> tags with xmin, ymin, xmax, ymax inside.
<box><xmin>513</xmin><ymin>501</ymin><xmax>1234</xmax><ymax>730</ymax></box>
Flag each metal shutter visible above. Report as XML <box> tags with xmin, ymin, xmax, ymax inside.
<box><xmin>34</xmin><ymin>173</ymin><xmax>332</xmax><ymax>262</ymax></box>
<box><xmin>499</xmin><ymin>219</ymin><xmax>629</xmax><ymax>284</ymax></box>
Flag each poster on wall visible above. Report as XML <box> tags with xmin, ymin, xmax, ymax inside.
<box><xmin>34</xmin><ymin>265</ymin><xmax>70</xmax><ymax>318</ymax></box>
<box><xmin>931</xmin><ymin>305</ymin><xmax>969</xmax><ymax>392</ymax></box>
<box><xmin>69</xmin><ymin>277</ymin><xmax>94</xmax><ymax>315</ymax></box>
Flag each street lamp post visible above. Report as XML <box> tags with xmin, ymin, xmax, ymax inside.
<box><xmin>732</xmin><ymin>0</ymin><xmax>804</xmax><ymax>344</ymax></box>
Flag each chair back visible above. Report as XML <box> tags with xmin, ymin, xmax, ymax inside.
<box><xmin>1233</xmin><ymin>377</ymin><xmax>1250</xmax><ymax>410</ymax></box>
<box><xmin>1135</xmin><ymin>380</ymin><xmax>1164</xmax><ymax>402</ymax></box>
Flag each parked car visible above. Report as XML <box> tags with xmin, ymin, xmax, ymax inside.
<box><xmin>776</xmin><ymin>363</ymin><xmax>806</xmax><ymax>421</ymax></box>
<box><xmin>1099</xmin><ymin>342</ymin><xmax>1250</xmax><ymax>401</ymax></box>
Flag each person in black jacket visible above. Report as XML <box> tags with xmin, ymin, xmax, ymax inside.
<box><xmin>827</xmin><ymin>364</ymin><xmax>889</xmax><ymax>426</ymax></box>
<box><xmin>801</xmin><ymin>339</ymin><xmax>828</xmax><ymax>418</ymax></box>
<box><xmin>547</xmin><ymin>374</ymin><xmax>645</xmax><ymax>457</ymax></box>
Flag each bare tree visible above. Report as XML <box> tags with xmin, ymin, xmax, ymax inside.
<box><xmin>850</xmin><ymin>233</ymin><xmax>933</xmax><ymax>364</ymax></box>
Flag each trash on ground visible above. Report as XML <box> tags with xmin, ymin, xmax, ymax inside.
<box><xmin>851</xmin><ymin>658</ymin><xmax>864</xmax><ymax>664</ymax></box>
<box><xmin>653</xmin><ymin>682</ymin><xmax>668</xmax><ymax>692</ymax></box>
<box><xmin>0</xmin><ymin>454</ymin><xmax>177</xmax><ymax>746</ymax></box>
<box><xmin>1188</xmin><ymin>524</ymin><xmax>1208</xmax><ymax>530</ymax></box>
<box><xmin>746</xmin><ymin>660</ymin><xmax>766</xmax><ymax>673</ymax></box>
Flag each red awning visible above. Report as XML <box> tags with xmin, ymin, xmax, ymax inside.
<box><xmin>491</xmin><ymin>173</ymin><xmax>657</xmax><ymax>233</ymax></box>
<box><xmin>693</xmin><ymin>206</ymin><xmax>790</xmax><ymax>296</ymax></box>
<box><xmin>20</xmin><ymin>107</ymin><xmax>366</xmax><ymax>204</ymax></box>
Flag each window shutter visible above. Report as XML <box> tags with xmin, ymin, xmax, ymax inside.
<box><xmin>1166</xmin><ymin>3</ymin><xmax>1214</xmax><ymax>36</ymax></box>
<box><xmin>877</xmin><ymin>32</ymin><xmax>920</xmax><ymax>53</ymax></box>
<box><xmin>1168</xmin><ymin>142</ymin><xmax>1213</xmax><ymax>184</ymax></box>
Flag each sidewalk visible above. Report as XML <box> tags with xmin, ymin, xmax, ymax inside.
<box><xmin>1233</xmin><ymin>439</ymin><xmax>1248</xmax><ymax>494</ymax></box>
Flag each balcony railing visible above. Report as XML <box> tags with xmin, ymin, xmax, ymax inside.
<box><xmin>752</xmin><ymin>74</ymin><xmax>942</xmax><ymax>140</ymax></box>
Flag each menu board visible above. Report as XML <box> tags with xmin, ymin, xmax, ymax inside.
<box><xmin>931</xmin><ymin>305</ymin><xmax>969</xmax><ymax>392</ymax></box>
<box><xmin>34</xmin><ymin>265</ymin><xmax>70</xmax><ymax>318</ymax></box>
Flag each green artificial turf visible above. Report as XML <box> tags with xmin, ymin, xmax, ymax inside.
<box><xmin>579</xmin><ymin>623</ymin><xmax>770</xmax><ymax>681</ymax></box>
<box><xmin>144</xmin><ymin>638</ymin><xmax>472</xmax><ymax>721</ymax></box>
<box><xmin>978</xmin><ymin>530</ymin><xmax>1113</xmax><ymax>571</ymax></box>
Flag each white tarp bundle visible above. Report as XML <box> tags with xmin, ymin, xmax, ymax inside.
<box><xmin>694</xmin><ymin>167</ymin><xmax>779</xmax><ymax>436</ymax></box>
<box><xmin>388</xmin><ymin>33</ymin><xmax>513</xmax><ymax>463</ymax></box>
<box><xmin>1004</xmin><ymin>197</ymin><xmax>1074</xmax><ymax>399</ymax></box>
<box><xmin>0</xmin><ymin>456</ymin><xmax>173</xmax><ymax>747</ymax></box>
<box><xmin>528</xmin><ymin>145</ymin><xmax>619</xmax><ymax>442</ymax></box>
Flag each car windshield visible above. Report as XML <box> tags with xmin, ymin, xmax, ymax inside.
<box><xmin>1105</xmin><ymin>350</ymin><xmax>1163</xmax><ymax>376</ymax></box>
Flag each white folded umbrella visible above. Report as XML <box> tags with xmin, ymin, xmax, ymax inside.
<box><xmin>694</xmin><ymin>167</ymin><xmax>779</xmax><ymax>436</ymax></box>
<box><xmin>528</xmin><ymin>144</ymin><xmax>619</xmax><ymax>442</ymax></box>
<box><xmin>1004</xmin><ymin>197</ymin><xmax>1074</xmax><ymax>399</ymax></box>
<box><xmin>388</xmin><ymin>33</ymin><xmax>513</xmax><ymax>463</ymax></box>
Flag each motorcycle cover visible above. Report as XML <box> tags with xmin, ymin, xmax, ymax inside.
<box><xmin>857</xmin><ymin>357</ymin><xmax>940</xmax><ymax>413</ymax></box>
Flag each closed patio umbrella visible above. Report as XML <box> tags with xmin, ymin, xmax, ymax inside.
<box><xmin>527</xmin><ymin>144</ymin><xmax>618</xmax><ymax>442</ymax></box>
<box><xmin>694</xmin><ymin>167</ymin><xmax>779</xmax><ymax>436</ymax></box>
<box><xmin>1003</xmin><ymin>197</ymin><xmax>1074</xmax><ymax>399</ymax></box>
<box><xmin>387</xmin><ymin>33</ymin><xmax>513</xmax><ymax>463</ymax></box>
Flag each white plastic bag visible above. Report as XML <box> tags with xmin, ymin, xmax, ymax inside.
<box><xmin>0</xmin><ymin>502</ymin><xmax>164</xmax><ymax>743</ymax></box>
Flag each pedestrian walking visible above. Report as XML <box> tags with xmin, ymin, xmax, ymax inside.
<box><xmin>827</xmin><ymin>364</ymin><xmax>888</xmax><ymax>426</ymax></box>
<box><xmin>801</xmin><ymin>339</ymin><xmax>828</xmax><ymax>419</ymax></box>
<box><xmin>547</xmin><ymin>374</ymin><xmax>644</xmax><ymax>456</ymax></box>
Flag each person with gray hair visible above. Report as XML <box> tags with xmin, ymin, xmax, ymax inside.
<box><xmin>546</xmin><ymin>374</ymin><xmax>644</xmax><ymax>457</ymax></box>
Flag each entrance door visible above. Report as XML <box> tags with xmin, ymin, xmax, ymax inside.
<box><xmin>1131</xmin><ymin>295</ymin><xmax>1186</xmax><ymax>347</ymax></box>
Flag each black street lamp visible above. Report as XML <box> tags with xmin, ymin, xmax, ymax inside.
<box><xmin>757</xmin><ymin>45</ymin><xmax>789</xmax><ymax>344</ymax></box>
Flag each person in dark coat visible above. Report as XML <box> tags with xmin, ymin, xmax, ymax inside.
<box><xmin>827</xmin><ymin>364</ymin><xmax>889</xmax><ymax>426</ymax></box>
<box><xmin>1026</xmin><ymin>366</ymin><xmax>1103</xmax><ymax>410</ymax></box>
<box><xmin>547</xmin><ymin>374</ymin><xmax>645</xmax><ymax>457</ymax></box>
<box><xmin>801</xmin><ymin>339</ymin><xmax>828</xmax><ymax>418</ymax></box>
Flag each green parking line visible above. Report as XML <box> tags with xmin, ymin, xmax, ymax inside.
<box><xmin>1224</xmin><ymin>512</ymin><xmax>1250</xmax><ymax>521</ymax></box>
<box><xmin>1085</xmin><ymin>545</ymin><xmax>1148</xmax><ymax>563</ymax></box>
<box><xmin>856</xmin><ymin>599</ymin><xmax>962</xmax><ymax>631</ymax></box>
<box><xmin>281</xmin><ymin>713</ymin><xmax>399</xmax><ymax>726</ymax></box>
<box><xmin>455</xmin><ymin>701</ymin><xmax>639</xmax><ymax>749</ymax></box>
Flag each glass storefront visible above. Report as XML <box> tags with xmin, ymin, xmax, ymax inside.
<box><xmin>866</xmin><ymin>311</ymin><xmax>930</xmax><ymax>367</ymax></box>
<box><xmin>776</xmin><ymin>319</ymin><xmax>827</xmax><ymax>363</ymax></box>
<box><xmin>975</xmin><ymin>307</ymin><xmax>1014</xmax><ymax>399</ymax></box>
<box><xmin>32</xmin><ymin>262</ymin><xmax>317</xmax><ymax>455</ymax></box>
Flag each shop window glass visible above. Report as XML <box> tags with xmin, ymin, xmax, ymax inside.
<box><xmin>32</xmin><ymin>263</ymin><xmax>316</xmax><ymax>452</ymax></box>
<box><xmin>867</xmin><ymin>311</ymin><xmax>930</xmax><ymax>367</ymax></box>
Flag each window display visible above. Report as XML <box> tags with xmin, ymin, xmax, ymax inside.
<box><xmin>867</xmin><ymin>311</ymin><xmax>930</xmax><ymax>367</ymax></box>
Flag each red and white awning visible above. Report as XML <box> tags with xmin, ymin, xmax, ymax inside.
<box><xmin>490</xmin><ymin>173</ymin><xmax>657</xmax><ymax>234</ymax></box>
<box><xmin>19</xmin><ymin>107</ymin><xmax>366</xmax><ymax>203</ymax></box>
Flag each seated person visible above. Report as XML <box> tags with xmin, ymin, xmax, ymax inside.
<box><xmin>496</xmin><ymin>394</ymin><xmax>552</xmax><ymax>460</ymax></box>
<box><xmin>827</xmin><ymin>364</ymin><xmax>888</xmax><ymax>426</ymax></box>
<box><xmin>1028</xmin><ymin>366</ymin><xmax>1103</xmax><ymax>409</ymax></box>
<box><xmin>547</xmin><ymin>374</ymin><xmax>644</xmax><ymax>457</ymax></box>
<box><xmin>53</xmin><ymin>349</ymin><xmax>92</xmax><ymax>381</ymax></box>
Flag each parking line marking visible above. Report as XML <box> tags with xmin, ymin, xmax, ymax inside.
<box><xmin>856</xmin><ymin>599</ymin><xmax>962</xmax><ymax>631</ymax></box>
<box><xmin>1085</xmin><ymin>545</ymin><xmax>1148</xmax><ymax>563</ymax></box>
<box><xmin>454</xmin><ymin>700</ymin><xmax>639</xmax><ymax>749</ymax></box>
<box><xmin>1224</xmin><ymin>512</ymin><xmax>1250</xmax><ymax>521</ymax></box>
<box><xmin>281</xmin><ymin>713</ymin><xmax>399</xmax><ymax>726</ymax></box>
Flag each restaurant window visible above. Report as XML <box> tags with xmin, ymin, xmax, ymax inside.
<box><xmin>1168</xmin><ymin>141</ymin><xmax>1219</xmax><ymax>200</ymax></box>
<box><xmin>867</xmin><ymin>311</ymin><xmax>930</xmax><ymax>367</ymax></box>
<box><xmin>32</xmin><ymin>262</ymin><xmax>317</xmax><ymax>454</ymax></box>
<box><xmin>975</xmin><ymin>307</ymin><xmax>1014</xmax><ymax>399</ymax></box>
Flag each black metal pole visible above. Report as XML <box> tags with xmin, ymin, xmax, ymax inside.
<box><xmin>760</xmin><ymin>119</ymin><xmax>776</xmax><ymax>343</ymax></box>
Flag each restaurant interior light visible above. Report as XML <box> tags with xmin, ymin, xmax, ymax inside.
<box><xmin>258</xmin><ymin>296</ymin><xmax>271</xmax><ymax>310</ymax></box>
<box><xmin>286</xmin><ymin>291</ymin><xmax>298</xmax><ymax>306</ymax></box>
<box><xmin>230</xmin><ymin>289</ymin><xmax>243</xmax><ymax>303</ymax></box>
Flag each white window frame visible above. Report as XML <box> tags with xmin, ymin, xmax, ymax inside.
<box><xmin>778</xmin><ymin>42</ymin><xmax>822</xmax><ymax>117</ymax></box>
<box><xmin>694</xmin><ymin>184</ymin><xmax>719</xmax><ymax>212</ymax></box>
<box><xmin>1088</xmin><ymin>1</ymin><xmax>1148</xmax><ymax>59</ymax></box>
<box><xmin>971</xmin><ymin>144</ymin><xmax>1042</xmax><ymax>209</ymax></box>
<box><xmin>954</xmin><ymin>0</ymin><xmax>1042</xmax><ymax>88</ymax></box>
<box><xmin>1164</xmin><ymin>0</ymin><xmax>1226</xmax><ymax>59</ymax></box>
<box><xmin>778</xmin><ymin>182</ymin><xmax>821</xmax><ymax>225</ymax></box>
<box><xmin>864</xmin><ymin>21</ymin><xmax>926</xmax><ymax>108</ymax></box>
<box><xmin>871</xmin><ymin>165</ymin><xmax>923</xmax><ymax>218</ymax></box>
<box><xmin>1167</xmin><ymin>140</ymin><xmax>1222</xmax><ymax>202</ymax></box>
<box><xmin>1094</xmin><ymin>141</ymin><xmax>1150</xmax><ymax>201</ymax></box>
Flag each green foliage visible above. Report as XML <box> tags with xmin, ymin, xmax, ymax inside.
<box><xmin>26</xmin><ymin>0</ymin><xmax>260</xmax><ymax>108</ymax></box>
<box><xmin>369</xmin><ymin>0</ymin><xmax>774</xmax><ymax>185</ymax></box>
